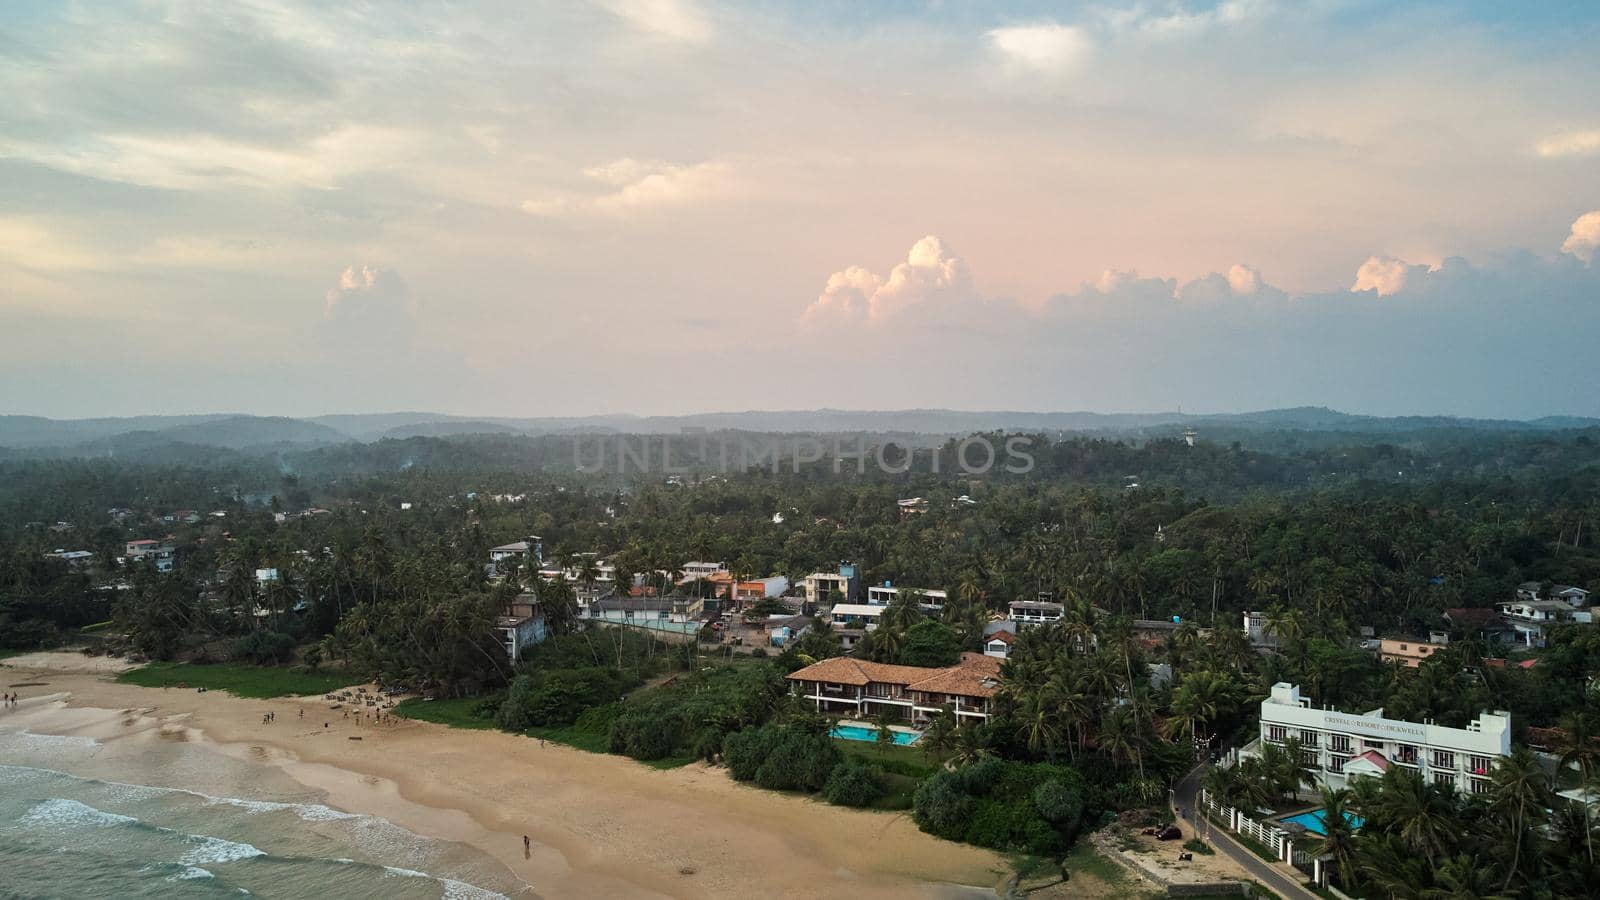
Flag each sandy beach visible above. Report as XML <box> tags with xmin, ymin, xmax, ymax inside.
<box><xmin>1</xmin><ymin>654</ymin><xmax>1011</xmax><ymax>898</ymax></box>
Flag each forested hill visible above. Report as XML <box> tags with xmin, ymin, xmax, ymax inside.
<box><xmin>4</xmin><ymin>406</ymin><xmax>1598</xmax><ymax>456</ymax></box>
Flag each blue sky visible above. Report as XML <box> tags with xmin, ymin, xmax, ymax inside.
<box><xmin>0</xmin><ymin>1</ymin><xmax>1597</xmax><ymax>418</ymax></box>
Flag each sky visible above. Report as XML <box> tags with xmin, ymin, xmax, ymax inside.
<box><xmin>1</xmin><ymin>0</ymin><xmax>1598</xmax><ymax>420</ymax></box>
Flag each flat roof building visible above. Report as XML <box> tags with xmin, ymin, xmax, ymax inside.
<box><xmin>1257</xmin><ymin>682</ymin><xmax>1510</xmax><ymax>794</ymax></box>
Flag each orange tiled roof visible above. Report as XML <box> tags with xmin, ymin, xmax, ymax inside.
<box><xmin>787</xmin><ymin>652</ymin><xmax>1001</xmax><ymax>698</ymax></box>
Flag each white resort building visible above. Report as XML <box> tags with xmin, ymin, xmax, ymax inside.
<box><xmin>1256</xmin><ymin>683</ymin><xmax>1511</xmax><ymax>794</ymax></box>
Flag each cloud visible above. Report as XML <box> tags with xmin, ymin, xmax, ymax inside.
<box><xmin>1562</xmin><ymin>210</ymin><xmax>1600</xmax><ymax>263</ymax></box>
<box><xmin>803</xmin><ymin>236</ymin><xmax>974</xmax><ymax>325</ymax></box>
<box><xmin>1124</xmin><ymin>0</ymin><xmax>1273</xmax><ymax>39</ymax></box>
<box><xmin>523</xmin><ymin>158</ymin><xmax>733</xmax><ymax>217</ymax></box>
<box><xmin>596</xmin><ymin>0</ymin><xmax>712</xmax><ymax>45</ymax></box>
<box><xmin>325</xmin><ymin>265</ymin><xmax>409</xmax><ymax>319</ymax></box>
<box><xmin>1536</xmin><ymin>130</ymin><xmax>1600</xmax><ymax>159</ymax></box>
<box><xmin>987</xmin><ymin>23</ymin><xmax>1092</xmax><ymax>74</ymax></box>
<box><xmin>1351</xmin><ymin>255</ymin><xmax>1424</xmax><ymax>296</ymax></box>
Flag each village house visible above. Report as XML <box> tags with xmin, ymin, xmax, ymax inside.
<box><xmin>865</xmin><ymin>583</ymin><xmax>948</xmax><ymax>610</ymax></box>
<box><xmin>826</xmin><ymin>603</ymin><xmax>886</xmax><ymax>631</ymax></box>
<box><xmin>803</xmin><ymin>564</ymin><xmax>861</xmax><ymax>607</ymax></box>
<box><xmin>983</xmin><ymin>629</ymin><xmax>1015</xmax><ymax>659</ymax></box>
<box><xmin>1008</xmin><ymin>598</ymin><xmax>1064</xmax><ymax>627</ymax></box>
<box><xmin>786</xmin><ymin>652</ymin><xmax>1003</xmax><ymax>725</ymax></box>
<box><xmin>1378</xmin><ymin>635</ymin><xmax>1450</xmax><ymax>668</ymax></box>
<box><xmin>497</xmin><ymin>593</ymin><xmax>547</xmax><ymax>661</ymax></box>
<box><xmin>488</xmin><ymin>537</ymin><xmax>542</xmax><ymax>571</ymax></box>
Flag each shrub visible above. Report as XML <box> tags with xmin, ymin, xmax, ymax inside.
<box><xmin>824</xmin><ymin>760</ymin><xmax>886</xmax><ymax>807</ymax></box>
<box><xmin>1033</xmin><ymin>780</ymin><xmax>1085</xmax><ymax>831</ymax></box>
<box><xmin>232</xmin><ymin>630</ymin><xmax>295</xmax><ymax>664</ymax></box>
<box><xmin>912</xmin><ymin>759</ymin><xmax>1089</xmax><ymax>855</ymax></box>
<box><xmin>912</xmin><ymin>771</ymin><xmax>971</xmax><ymax>838</ymax></box>
<box><xmin>723</xmin><ymin>724</ymin><xmax>841</xmax><ymax>793</ymax></box>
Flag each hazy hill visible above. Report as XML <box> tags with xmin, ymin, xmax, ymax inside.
<box><xmin>3</xmin><ymin>408</ymin><xmax>1597</xmax><ymax>460</ymax></box>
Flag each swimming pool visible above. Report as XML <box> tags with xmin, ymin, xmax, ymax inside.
<box><xmin>830</xmin><ymin>725</ymin><xmax>920</xmax><ymax>745</ymax></box>
<box><xmin>1280</xmin><ymin>809</ymin><xmax>1364</xmax><ymax>835</ymax></box>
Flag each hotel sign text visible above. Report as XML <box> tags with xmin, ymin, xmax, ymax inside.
<box><xmin>1322</xmin><ymin>712</ymin><xmax>1427</xmax><ymax>741</ymax></box>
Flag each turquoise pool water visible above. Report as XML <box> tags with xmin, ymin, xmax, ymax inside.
<box><xmin>830</xmin><ymin>725</ymin><xmax>919</xmax><ymax>745</ymax></box>
<box><xmin>1281</xmin><ymin>809</ymin><xmax>1364</xmax><ymax>835</ymax></box>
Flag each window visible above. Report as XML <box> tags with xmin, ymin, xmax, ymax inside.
<box><xmin>1432</xmin><ymin>750</ymin><xmax>1455</xmax><ymax>769</ymax></box>
<box><xmin>1267</xmin><ymin>725</ymin><xmax>1287</xmax><ymax>743</ymax></box>
<box><xmin>1432</xmin><ymin>772</ymin><xmax>1455</xmax><ymax>788</ymax></box>
<box><xmin>1328</xmin><ymin>756</ymin><xmax>1346</xmax><ymax>774</ymax></box>
<box><xmin>1469</xmin><ymin>755</ymin><xmax>1492</xmax><ymax>775</ymax></box>
<box><xmin>1300</xmin><ymin>730</ymin><xmax>1320</xmax><ymax>747</ymax></box>
<box><xmin>1396</xmin><ymin>744</ymin><xmax>1418</xmax><ymax>763</ymax></box>
<box><xmin>1330</xmin><ymin>734</ymin><xmax>1352</xmax><ymax>753</ymax></box>
<box><xmin>1470</xmin><ymin>777</ymin><xmax>1491</xmax><ymax>795</ymax></box>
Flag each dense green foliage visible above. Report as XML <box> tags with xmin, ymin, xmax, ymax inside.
<box><xmin>913</xmin><ymin>758</ymin><xmax>1088</xmax><ymax>855</ymax></box>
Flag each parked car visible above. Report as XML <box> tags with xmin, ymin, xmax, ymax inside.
<box><xmin>1156</xmin><ymin>824</ymin><xmax>1183</xmax><ymax>841</ymax></box>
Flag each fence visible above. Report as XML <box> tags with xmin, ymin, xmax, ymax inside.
<box><xmin>1198</xmin><ymin>789</ymin><xmax>1291</xmax><ymax>862</ymax></box>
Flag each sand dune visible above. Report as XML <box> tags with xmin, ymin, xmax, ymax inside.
<box><xmin>0</xmin><ymin>666</ymin><xmax>1009</xmax><ymax>898</ymax></box>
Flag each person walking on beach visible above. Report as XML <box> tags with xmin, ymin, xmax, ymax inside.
<box><xmin>523</xmin><ymin>835</ymin><xmax>530</xmax><ymax>858</ymax></box>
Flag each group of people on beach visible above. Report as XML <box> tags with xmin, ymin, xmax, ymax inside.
<box><xmin>2</xmin><ymin>691</ymin><xmax>18</xmax><ymax>707</ymax></box>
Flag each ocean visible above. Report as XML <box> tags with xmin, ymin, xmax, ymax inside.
<box><xmin>0</xmin><ymin>730</ymin><xmax>526</xmax><ymax>899</ymax></box>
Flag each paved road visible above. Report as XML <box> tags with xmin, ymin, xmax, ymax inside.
<box><xmin>1172</xmin><ymin>762</ymin><xmax>1319</xmax><ymax>900</ymax></box>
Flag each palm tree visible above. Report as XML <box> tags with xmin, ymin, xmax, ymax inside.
<box><xmin>1358</xmin><ymin>834</ymin><xmax>1429</xmax><ymax>900</ymax></box>
<box><xmin>1553</xmin><ymin>712</ymin><xmax>1599</xmax><ymax>864</ymax></box>
<box><xmin>1015</xmin><ymin>689</ymin><xmax>1061</xmax><ymax>757</ymax></box>
<box><xmin>1422</xmin><ymin>855</ymin><xmax>1510</xmax><ymax>900</ymax></box>
<box><xmin>1490</xmin><ymin>746</ymin><xmax>1553</xmax><ymax>891</ymax></box>
<box><xmin>953</xmin><ymin>721</ymin><xmax>991</xmax><ymax>766</ymax></box>
<box><xmin>922</xmin><ymin>705</ymin><xmax>958</xmax><ymax>764</ymax></box>
<box><xmin>1315</xmin><ymin>786</ymin><xmax>1359</xmax><ymax>888</ymax></box>
<box><xmin>1373</xmin><ymin>768</ymin><xmax>1458</xmax><ymax>866</ymax></box>
<box><xmin>873</xmin><ymin>712</ymin><xmax>896</xmax><ymax>758</ymax></box>
<box><xmin>1097</xmin><ymin>706</ymin><xmax>1144</xmax><ymax>771</ymax></box>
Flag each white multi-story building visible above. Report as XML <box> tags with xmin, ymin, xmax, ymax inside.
<box><xmin>828</xmin><ymin>603</ymin><xmax>886</xmax><ymax>631</ymax></box>
<box><xmin>1008</xmin><ymin>598</ymin><xmax>1064</xmax><ymax>627</ymax></box>
<box><xmin>865</xmin><ymin>584</ymin><xmax>948</xmax><ymax>608</ymax></box>
<box><xmin>1257</xmin><ymin>683</ymin><xmax>1510</xmax><ymax>794</ymax></box>
<box><xmin>680</xmin><ymin>561</ymin><xmax>727</xmax><ymax>581</ymax></box>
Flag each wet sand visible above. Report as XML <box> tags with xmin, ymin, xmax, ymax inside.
<box><xmin>0</xmin><ymin>657</ymin><xmax>1009</xmax><ymax>898</ymax></box>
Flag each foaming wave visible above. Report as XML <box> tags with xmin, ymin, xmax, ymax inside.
<box><xmin>179</xmin><ymin>834</ymin><xmax>265</xmax><ymax>865</ymax></box>
<box><xmin>170</xmin><ymin>866</ymin><xmax>215</xmax><ymax>881</ymax></box>
<box><xmin>20</xmin><ymin>798</ymin><xmax>138</xmax><ymax>828</ymax></box>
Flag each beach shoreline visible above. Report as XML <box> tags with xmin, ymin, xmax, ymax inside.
<box><xmin>0</xmin><ymin>656</ymin><xmax>1009</xmax><ymax>898</ymax></box>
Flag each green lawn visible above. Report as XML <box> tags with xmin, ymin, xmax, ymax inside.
<box><xmin>117</xmin><ymin>662</ymin><xmax>354</xmax><ymax>699</ymax></box>
<box><xmin>836</xmin><ymin>736</ymin><xmax>940</xmax><ymax>778</ymax></box>
<box><xmin>391</xmin><ymin>696</ymin><xmax>498</xmax><ymax>730</ymax></box>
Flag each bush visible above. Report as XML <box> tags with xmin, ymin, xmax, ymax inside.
<box><xmin>912</xmin><ymin>759</ymin><xmax>1089</xmax><ymax>855</ymax></box>
<box><xmin>912</xmin><ymin>771</ymin><xmax>971</xmax><ymax>837</ymax></box>
<box><xmin>723</xmin><ymin>724</ymin><xmax>842</xmax><ymax>793</ymax></box>
<box><xmin>232</xmin><ymin>630</ymin><xmax>295</xmax><ymax>664</ymax></box>
<box><xmin>824</xmin><ymin>760</ymin><xmax>886</xmax><ymax>807</ymax></box>
<box><xmin>900</xmin><ymin>620</ymin><xmax>961</xmax><ymax>667</ymax></box>
<box><xmin>1033</xmin><ymin>780</ymin><xmax>1085</xmax><ymax>830</ymax></box>
<box><xmin>498</xmin><ymin>667</ymin><xmax>631</xmax><ymax>731</ymax></box>
<box><xmin>1182</xmin><ymin>838</ymin><xmax>1213</xmax><ymax>855</ymax></box>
